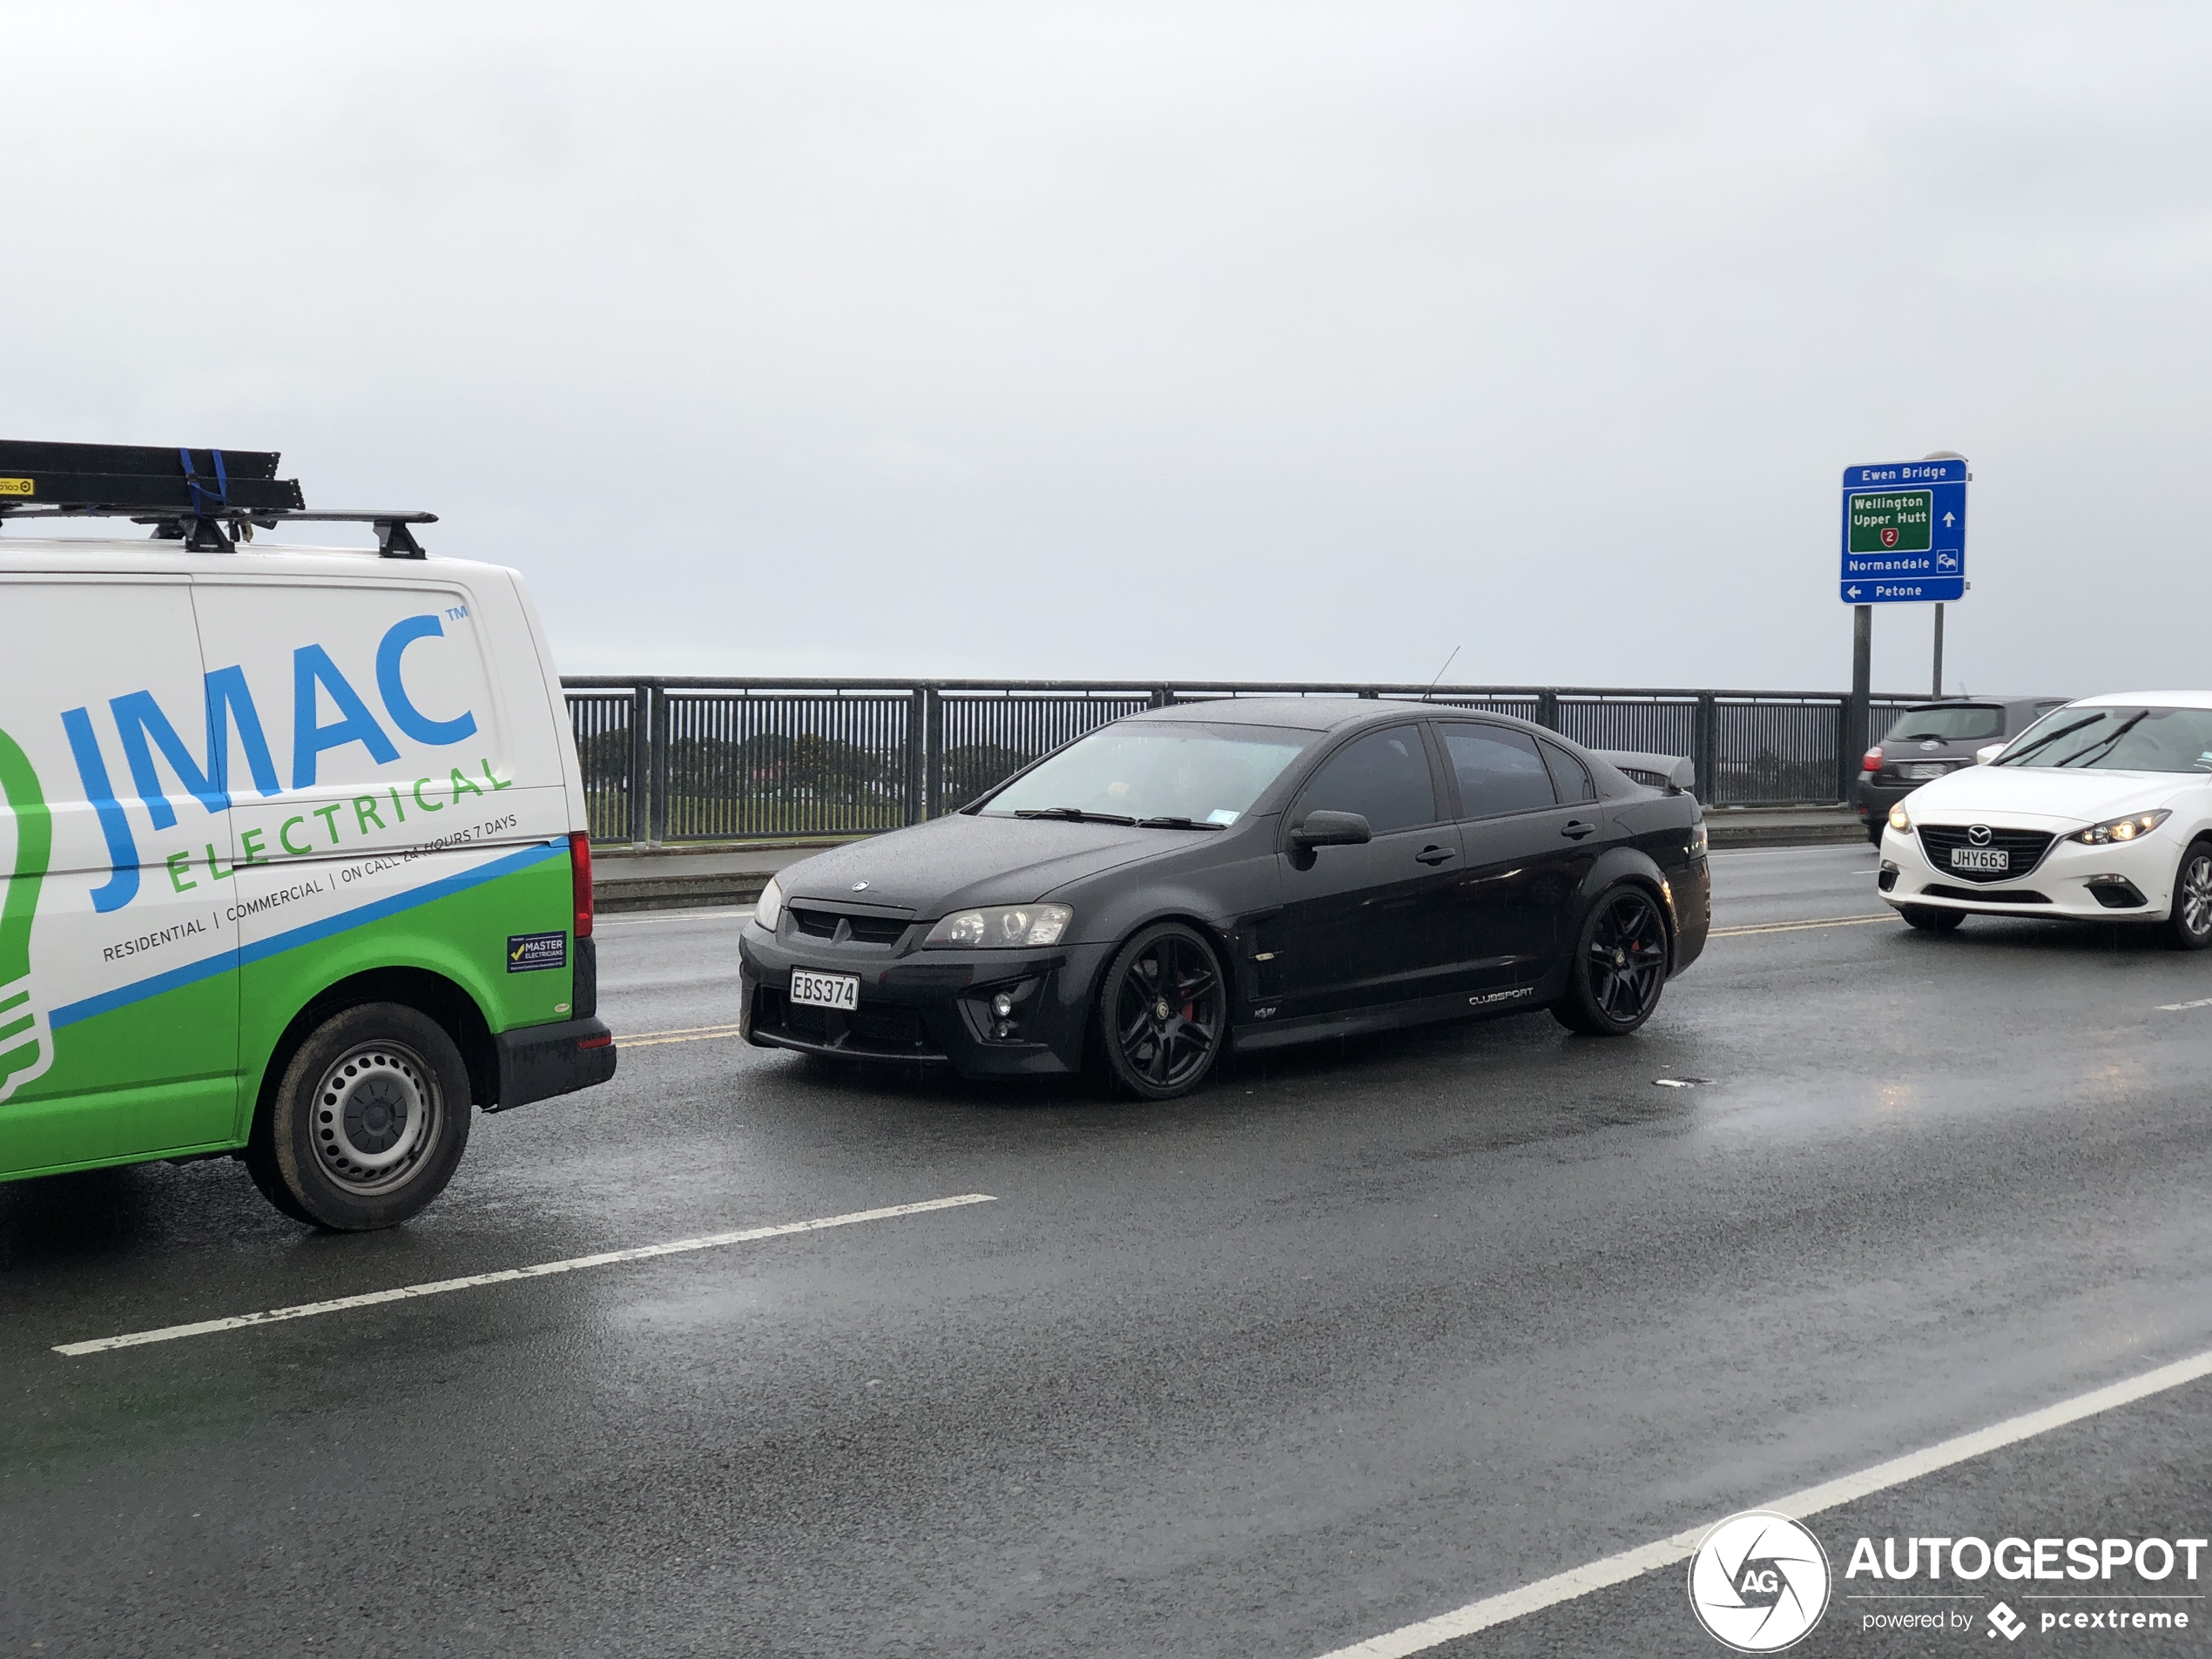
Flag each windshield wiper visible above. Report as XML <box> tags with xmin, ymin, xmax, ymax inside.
<box><xmin>1013</xmin><ymin>806</ymin><xmax>1136</xmax><ymax>826</ymax></box>
<box><xmin>1135</xmin><ymin>815</ymin><xmax>1224</xmax><ymax>831</ymax></box>
<box><xmin>1996</xmin><ymin>713</ymin><xmax>2101</xmax><ymax>765</ymax></box>
<box><xmin>2050</xmin><ymin>710</ymin><xmax>2148</xmax><ymax>769</ymax></box>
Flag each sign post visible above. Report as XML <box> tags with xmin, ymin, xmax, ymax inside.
<box><xmin>1839</xmin><ymin>456</ymin><xmax>1969</xmax><ymax>766</ymax></box>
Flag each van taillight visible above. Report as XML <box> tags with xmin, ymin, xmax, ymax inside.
<box><xmin>1860</xmin><ymin>746</ymin><xmax>1883</xmax><ymax>775</ymax></box>
<box><xmin>572</xmin><ymin>833</ymin><xmax>594</xmax><ymax>939</ymax></box>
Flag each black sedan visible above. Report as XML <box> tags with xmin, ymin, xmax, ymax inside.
<box><xmin>738</xmin><ymin>698</ymin><xmax>1710</xmax><ymax>1099</ymax></box>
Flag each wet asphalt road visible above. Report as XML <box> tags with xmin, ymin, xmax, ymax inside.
<box><xmin>5</xmin><ymin>844</ymin><xmax>2211</xmax><ymax>1657</ymax></box>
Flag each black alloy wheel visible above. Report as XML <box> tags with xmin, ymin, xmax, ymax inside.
<box><xmin>2165</xmin><ymin>840</ymin><xmax>2212</xmax><ymax>950</ymax></box>
<box><xmin>1899</xmin><ymin>903</ymin><xmax>1965</xmax><ymax>934</ymax></box>
<box><xmin>1096</xmin><ymin>921</ymin><xmax>1227</xmax><ymax>1100</ymax></box>
<box><xmin>1553</xmin><ymin>884</ymin><xmax>1669</xmax><ymax>1036</ymax></box>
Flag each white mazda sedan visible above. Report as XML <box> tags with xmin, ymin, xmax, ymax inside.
<box><xmin>1878</xmin><ymin>691</ymin><xmax>2212</xmax><ymax>947</ymax></box>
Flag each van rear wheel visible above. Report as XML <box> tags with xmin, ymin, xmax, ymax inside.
<box><xmin>246</xmin><ymin>1002</ymin><xmax>471</xmax><ymax>1230</ymax></box>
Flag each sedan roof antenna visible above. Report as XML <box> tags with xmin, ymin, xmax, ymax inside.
<box><xmin>1421</xmin><ymin>645</ymin><xmax>1460</xmax><ymax>702</ymax></box>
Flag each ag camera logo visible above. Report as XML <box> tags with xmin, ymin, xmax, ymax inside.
<box><xmin>1687</xmin><ymin>1510</ymin><xmax>1831</xmax><ymax>1651</ymax></box>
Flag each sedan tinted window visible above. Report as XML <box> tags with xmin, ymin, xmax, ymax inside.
<box><xmin>1539</xmin><ymin>738</ymin><xmax>1595</xmax><ymax>803</ymax></box>
<box><xmin>1296</xmin><ymin>726</ymin><xmax>1438</xmax><ymax>834</ymax></box>
<box><xmin>1440</xmin><ymin>725</ymin><xmax>1557</xmax><ymax>817</ymax></box>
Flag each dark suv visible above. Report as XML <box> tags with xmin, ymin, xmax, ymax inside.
<box><xmin>1855</xmin><ymin>697</ymin><xmax>2071</xmax><ymax>844</ymax></box>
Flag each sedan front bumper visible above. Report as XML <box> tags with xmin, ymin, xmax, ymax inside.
<box><xmin>737</xmin><ymin>924</ymin><xmax>1115</xmax><ymax>1077</ymax></box>
<box><xmin>1879</xmin><ymin>819</ymin><xmax>2182</xmax><ymax>921</ymax></box>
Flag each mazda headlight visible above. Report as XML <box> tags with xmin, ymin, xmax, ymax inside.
<box><xmin>924</xmin><ymin>904</ymin><xmax>1072</xmax><ymax>948</ymax></box>
<box><xmin>2073</xmin><ymin>810</ymin><xmax>2170</xmax><ymax>846</ymax></box>
<box><xmin>1888</xmin><ymin>803</ymin><xmax>1912</xmax><ymax>833</ymax></box>
<box><xmin>754</xmin><ymin>876</ymin><xmax>784</xmax><ymax>931</ymax></box>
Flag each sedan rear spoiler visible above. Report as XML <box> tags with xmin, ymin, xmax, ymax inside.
<box><xmin>1593</xmin><ymin>750</ymin><xmax>1694</xmax><ymax>793</ymax></box>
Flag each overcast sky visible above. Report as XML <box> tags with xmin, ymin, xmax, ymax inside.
<box><xmin>6</xmin><ymin>3</ymin><xmax>2208</xmax><ymax>697</ymax></box>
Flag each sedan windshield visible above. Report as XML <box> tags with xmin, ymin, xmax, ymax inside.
<box><xmin>1995</xmin><ymin>706</ymin><xmax>2212</xmax><ymax>772</ymax></box>
<box><xmin>981</xmin><ymin>724</ymin><xmax>1309</xmax><ymax>825</ymax></box>
<box><xmin>1885</xmin><ymin>705</ymin><xmax>2004</xmax><ymax>743</ymax></box>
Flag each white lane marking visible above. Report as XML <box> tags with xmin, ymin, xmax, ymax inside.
<box><xmin>54</xmin><ymin>1193</ymin><xmax>997</xmax><ymax>1358</ymax></box>
<box><xmin>2155</xmin><ymin>996</ymin><xmax>2212</xmax><ymax>1012</ymax></box>
<box><xmin>1710</xmin><ymin>914</ymin><xmax>1894</xmax><ymax>937</ymax></box>
<box><xmin>1310</xmin><ymin>1344</ymin><xmax>2212</xmax><ymax>1658</ymax></box>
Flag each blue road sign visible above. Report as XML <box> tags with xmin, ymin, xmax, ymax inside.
<box><xmin>1839</xmin><ymin>458</ymin><xmax>1966</xmax><ymax>604</ymax></box>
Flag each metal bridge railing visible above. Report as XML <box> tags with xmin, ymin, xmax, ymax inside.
<box><xmin>559</xmin><ymin>678</ymin><xmax>1925</xmax><ymax>845</ymax></box>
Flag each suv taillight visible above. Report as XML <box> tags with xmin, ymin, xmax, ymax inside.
<box><xmin>1860</xmin><ymin>746</ymin><xmax>1883</xmax><ymax>775</ymax></box>
<box><xmin>571</xmin><ymin>832</ymin><xmax>594</xmax><ymax>939</ymax></box>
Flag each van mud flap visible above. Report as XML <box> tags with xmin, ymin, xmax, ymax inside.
<box><xmin>490</xmin><ymin>1016</ymin><xmax>617</xmax><ymax>1111</ymax></box>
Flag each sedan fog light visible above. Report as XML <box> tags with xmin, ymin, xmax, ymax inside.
<box><xmin>2074</xmin><ymin>809</ymin><xmax>2170</xmax><ymax>846</ymax></box>
<box><xmin>1888</xmin><ymin>803</ymin><xmax>1912</xmax><ymax>833</ymax></box>
<box><xmin>992</xmin><ymin>992</ymin><xmax>1015</xmax><ymax>1019</ymax></box>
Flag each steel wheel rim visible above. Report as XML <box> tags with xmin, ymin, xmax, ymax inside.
<box><xmin>313</xmin><ymin>1040</ymin><xmax>442</xmax><ymax>1194</ymax></box>
<box><xmin>1114</xmin><ymin>934</ymin><xmax>1223</xmax><ymax>1089</ymax></box>
<box><xmin>1586</xmin><ymin>892</ymin><xmax>1666</xmax><ymax>1022</ymax></box>
<box><xmin>2184</xmin><ymin>856</ymin><xmax>2212</xmax><ymax>935</ymax></box>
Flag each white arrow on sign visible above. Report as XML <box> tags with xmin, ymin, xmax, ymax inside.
<box><xmin>1943</xmin><ymin>511</ymin><xmax>1956</xmax><ymax>527</ymax></box>
<box><xmin>1846</xmin><ymin>584</ymin><xmax>1863</xmax><ymax>598</ymax></box>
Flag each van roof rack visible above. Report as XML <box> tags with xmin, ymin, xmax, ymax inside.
<box><xmin>0</xmin><ymin>440</ymin><xmax>437</xmax><ymax>557</ymax></box>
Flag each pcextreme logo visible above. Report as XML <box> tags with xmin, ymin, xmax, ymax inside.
<box><xmin>1688</xmin><ymin>1510</ymin><xmax>1832</xmax><ymax>1652</ymax></box>
<box><xmin>0</xmin><ymin>724</ymin><xmax>54</xmax><ymax>1107</ymax></box>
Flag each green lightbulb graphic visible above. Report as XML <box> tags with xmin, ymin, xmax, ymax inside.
<box><xmin>0</xmin><ymin>725</ymin><xmax>54</xmax><ymax>1106</ymax></box>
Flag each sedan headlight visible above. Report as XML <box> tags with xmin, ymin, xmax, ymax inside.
<box><xmin>924</xmin><ymin>903</ymin><xmax>1073</xmax><ymax>948</ymax></box>
<box><xmin>754</xmin><ymin>875</ymin><xmax>784</xmax><ymax>931</ymax></box>
<box><xmin>2073</xmin><ymin>810</ymin><xmax>2170</xmax><ymax>846</ymax></box>
<box><xmin>1888</xmin><ymin>803</ymin><xmax>1912</xmax><ymax>833</ymax></box>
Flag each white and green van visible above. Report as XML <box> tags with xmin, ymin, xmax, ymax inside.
<box><xmin>0</xmin><ymin>443</ymin><xmax>616</xmax><ymax>1229</ymax></box>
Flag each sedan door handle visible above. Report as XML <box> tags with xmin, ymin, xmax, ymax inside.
<box><xmin>1414</xmin><ymin>845</ymin><xmax>1456</xmax><ymax>865</ymax></box>
<box><xmin>1561</xmin><ymin>819</ymin><xmax>1595</xmax><ymax>840</ymax></box>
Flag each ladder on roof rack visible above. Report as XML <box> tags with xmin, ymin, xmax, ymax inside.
<box><xmin>0</xmin><ymin>440</ymin><xmax>437</xmax><ymax>556</ymax></box>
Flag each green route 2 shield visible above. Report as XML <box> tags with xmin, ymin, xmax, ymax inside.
<box><xmin>1848</xmin><ymin>491</ymin><xmax>1932</xmax><ymax>553</ymax></box>
<box><xmin>1839</xmin><ymin>459</ymin><xmax>1966</xmax><ymax>604</ymax></box>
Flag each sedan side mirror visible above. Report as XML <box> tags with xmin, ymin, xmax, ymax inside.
<box><xmin>1291</xmin><ymin>810</ymin><xmax>1372</xmax><ymax>849</ymax></box>
<box><xmin>1975</xmin><ymin>743</ymin><xmax>2005</xmax><ymax>765</ymax></box>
